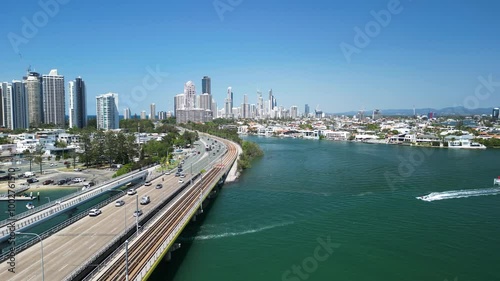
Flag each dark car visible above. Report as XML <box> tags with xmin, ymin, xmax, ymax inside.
<box><xmin>43</xmin><ymin>179</ymin><xmax>54</xmax><ymax>185</ymax></box>
<box><xmin>58</xmin><ymin>179</ymin><xmax>66</xmax><ymax>185</ymax></box>
<box><xmin>27</xmin><ymin>178</ymin><xmax>39</xmax><ymax>184</ymax></box>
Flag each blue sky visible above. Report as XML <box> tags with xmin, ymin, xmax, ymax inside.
<box><xmin>1</xmin><ymin>0</ymin><xmax>499</xmax><ymax>115</ymax></box>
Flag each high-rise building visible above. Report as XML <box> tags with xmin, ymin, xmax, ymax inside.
<box><xmin>202</xmin><ymin>76</ymin><xmax>211</xmax><ymax>95</ymax></box>
<box><xmin>304</xmin><ymin>104</ymin><xmax>310</xmax><ymax>117</ymax></box>
<box><xmin>493</xmin><ymin>108</ymin><xmax>500</xmax><ymax>120</ymax></box>
<box><xmin>124</xmin><ymin>108</ymin><xmax>131</xmax><ymax>120</ymax></box>
<box><xmin>0</xmin><ymin>87</ymin><xmax>3</xmax><ymax>127</ymax></box>
<box><xmin>158</xmin><ymin>111</ymin><xmax>167</xmax><ymax>120</ymax></box>
<box><xmin>290</xmin><ymin>106</ymin><xmax>298</xmax><ymax>119</ymax></box>
<box><xmin>140</xmin><ymin>110</ymin><xmax>146</xmax><ymax>120</ymax></box>
<box><xmin>68</xmin><ymin>77</ymin><xmax>87</xmax><ymax>129</ymax></box>
<box><xmin>150</xmin><ymin>103</ymin><xmax>156</xmax><ymax>120</ymax></box>
<box><xmin>199</xmin><ymin>93</ymin><xmax>211</xmax><ymax>111</ymax></box>
<box><xmin>225</xmin><ymin>87</ymin><xmax>233</xmax><ymax>118</ymax></box>
<box><xmin>174</xmin><ymin>93</ymin><xmax>186</xmax><ymax>116</ymax></box>
<box><xmin>184</xmin><ymin>81</ymin><xmax>196</xmax><ymax>109</ymax></box>
<box><xmin>24</xmin><ymin>71</ymin><xmax>43</xmax><ymax>127</ymax></box>
<box><xmin>42</xmin><ymin>69</ymin><xmax>65</xmax><ymax>127</ymax></box>
<box><xmin>2</xmin><ymin>81</ymin><xmax>28</xmax><ymax>130</ymax></box>
<box><xmin>96</xmin><ymin>93</ymin><xmax>119</xmax><ymax>130</ymax></box>
<box><xmin>242</xmin><ymin>94</ymin><xmax>250</xmax><ymax>119</ymax></box>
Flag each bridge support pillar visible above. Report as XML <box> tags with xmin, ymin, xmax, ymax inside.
<box><xmin>192</xmin><ymin>215</ymin><xmax>197</xmax><ymax>222</ymax></box>
<box><xmin>166</xmin><ymin>251</ymin><xmax>172</xmax><ymax>261</ymax></box>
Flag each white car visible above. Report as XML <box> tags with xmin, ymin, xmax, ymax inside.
<box><xmin>127</xmin><ymin>189</ymin><xmax>137</xmax><ymax>195</ymax></box>
<box><xmin>88</xmin><ymin>208</ymin><xmax>102</xmax><ymax>217</ymax></box>
<box><xmin>178</xmin><ymin>179</ymin><xmax>184</xmax><ymax>183</ymax></box>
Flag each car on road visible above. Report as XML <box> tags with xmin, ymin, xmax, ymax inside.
<box><xmin>144</xmin><ymin>181</ymin><xmax>152</xmax><ymax>186</ymax></box>
<box><xmin>88</xmin><ymin>208</ymin><xmax>102</xmax><ymax>217</ymax></box>
<box><xmin>74</xmin><ymin>168</ymin><xmax>82</xmax><ymax>172</ymax></box>
<box><xmin>50</xmin><ymin>163</ymin><xmax>57</xmax><ymax>167</ymax></box>
<box><xmin>133</xmin><ymin>210</ymin><xmax>143</xmax><ymax>217</ymax></box>
<box><xmin>155</xmin><ymin>184</ymin><xmax>162</xmax><ymax>189</ymax></box>
<box><xmin>43</xmin><ymin>179</ymin><xmax>54</xmax><ymax>185</ymax></box>
<box><xmin>73</xmin><ymin>178</ymin><xmax>84</xmax><ymax>183</ymax></box>
<box><xmin>178</xmin><ymin>179</ymin><xmax>184</xmax><ymax>183</ymax></box>
<box><xmin>127</xmin><ymin>189</ymin><xmax>137</xmax><ymax>195</ymax></box>
<box><xmin>115</xmin><ymin>200</ymin><xmax>125</xmax><ymax>207</ymax></box>
<box><xmin>27</xmin><ymin>178</ymin><xmax>39</xmax><ymax>184</ymax></box>
<box><xmin>140</xmin><ymin>196</ymin><xmax>150</xmax><ymax>205</ymax></box>
<box><xmin>180</xmin><ymin>174</ymin><xmax>185</xmax><ymax>178</ymax></box>
<box><xmin>175</xmin><ymin>172</ymin><xmax>180</xmax><ymax>177</ymax></box>
<box><xmin>165</xmin><ymin>171</ymin><xmax>171</xmax><ymax>175</ymax></box>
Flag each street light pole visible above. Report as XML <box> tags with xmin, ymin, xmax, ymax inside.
<box><xmin>125</xmin><ymin>240</ymin><xmax>129</xmax><ymax>281</ymax></box>
<box><xmin>16</xmin><ymin>232</ymin><xmax>44</xmax><ymax>281</ymax></box>
<box><xmin>136</xmin><ymin>194</ymin><xmax>139</xmax><ymax>234</ymax></box>
<box><xmin>45</xmin><ymin>197</ymin><xmax>50</xmax><ymax>203</ymax></box>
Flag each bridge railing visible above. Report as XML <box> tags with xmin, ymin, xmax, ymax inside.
<box><xmin>135</xmin><ymin>159</ymin><xmax>229</xmax><ymax>280</ymax></box>
<box><xmin>0</xmin><ymin>166</ymin><xmax>151</xmax><ymax>229</ymax></box>
<box><xmin>0</xmin><ymin>184</ymin><xmax>140</xmax><ymax>263</ymax></box>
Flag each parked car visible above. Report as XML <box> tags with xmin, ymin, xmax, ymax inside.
<box><xmin>74</xmin><ymin>168</ymin><xmax>82</xmax><ymax>172</ymax></box>
<box><xmin>140</xmin><ymin>196</ymin><xmax>150</xmax><ymax>205</ymax></box>
<box><xmin>115</xmin><ymin>200</ymin><xmax>125</xmax><ymax>207</ymax></box>
<box><xmin>43</xmin><ymin>179</ymin><xmax>54</xmax><ymax>185</ymax></box>
<box><xmin>127</xmin><ymin>189</ymin><xmax>137</xmax><ymax>195</ymax></box>
<box><xmin>144</xmin><ymin>181</ymin><xmax>152</xmax><ymax>186</ymax></box>
<box><xmin>88</xmin><ymin>208</ymin><xmax>102</xmax><ymax>217</ymax></box>
<box><xmin>133</xmin><ymin>210</ymin><xmax>143</xmax><ymax>217</ymax></box>
<box><xmin>58</xmin><ymin>179</ymin><xmax>66</xmax><ymax>185</ymax></box>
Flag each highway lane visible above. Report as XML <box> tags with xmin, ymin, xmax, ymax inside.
<box><xmin>0</xmin><ymin>163</ymin><xmax>201</xmax><ymax>280</ymax></box>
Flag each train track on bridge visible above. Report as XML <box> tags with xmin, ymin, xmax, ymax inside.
<box><xmin>91</xmin><ymin>138</ymin><xmax>238</xmax><ymax>281</ymax></box>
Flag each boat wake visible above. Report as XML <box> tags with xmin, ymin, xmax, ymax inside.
<box><xmin>417</xmin><ymin>188</ymin><xmax>500</xmax><ymax>202</ymax></box>
<box><xmin>192</xmin><ymin>222</ymin><xmax>294</xmax><ymax>241</ymax></box>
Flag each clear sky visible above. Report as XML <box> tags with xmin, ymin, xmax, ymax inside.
<box><xmin>1</xmin><ymin>0</ymin><xmax>499</xmax><ymax>115</ymax></box>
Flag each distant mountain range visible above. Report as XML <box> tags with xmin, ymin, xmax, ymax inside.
<box><xmin>332</xmin><ymin>106</ymin><xmax>494</xmax><ymax>117</ymax></box>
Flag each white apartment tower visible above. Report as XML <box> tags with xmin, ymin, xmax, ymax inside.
<box><xmin>42</xmin><ymin>69</ymin><xmax>65</xmax><ymax>127</ymax></box>
<box><xmin>96</xmin><ymin>93</ymin><xmax>119</xmax><ymax>130</ymax></box>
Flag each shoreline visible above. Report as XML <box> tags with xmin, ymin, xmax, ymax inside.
<box><xmin>0</xmin><ymin>184</ymin><xmax>82</xmax><ymax>193</ymax></box>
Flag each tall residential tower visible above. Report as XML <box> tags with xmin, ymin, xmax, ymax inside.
<box><xmin>68</xmin><ymin>77</ymin><xmax>87</xmax><ymax>129</ymax></box>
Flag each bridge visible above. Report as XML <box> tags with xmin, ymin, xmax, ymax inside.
<box><xmin>0</xmin><ymin>135</ymin><xmax>239</xmax><ymax>280</ymax></box>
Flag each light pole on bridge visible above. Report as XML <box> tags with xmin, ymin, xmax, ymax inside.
<box><xmin>16</xmin><ymin>232</ymin><xmax>44</xmax><ymax>281</ymax></box>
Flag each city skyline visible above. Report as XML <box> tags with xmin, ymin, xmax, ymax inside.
<box><xmin>1</xmin><ymin>0</ymin><xmax>500</xmax><ymax>116</ymax></box>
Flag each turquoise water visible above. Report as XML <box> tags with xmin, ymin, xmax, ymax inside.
<box><xmin>150</xmin><ymin>136</ymin><xmax>500</xmax><ymax>281</ymax></box>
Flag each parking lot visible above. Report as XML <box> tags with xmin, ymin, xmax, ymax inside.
<box><xmin>0</xmin><ymin>162</ymin><xmax>118</xmax><ymax>192</ymax></box>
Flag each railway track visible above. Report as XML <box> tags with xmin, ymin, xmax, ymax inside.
<box><xmin>94</xmin><ymin>138</ymin><xmax>237</xmax><ymax>280</ymax></box>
